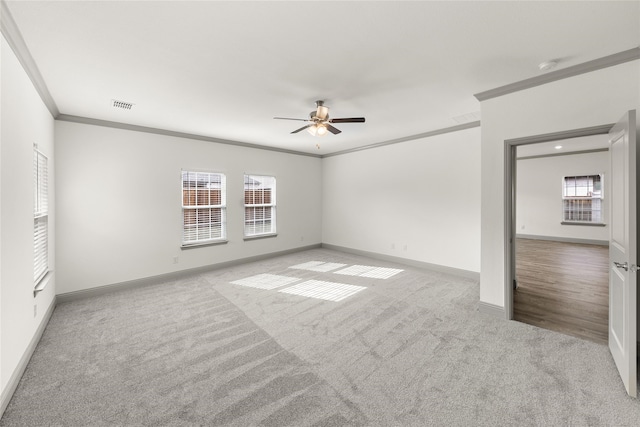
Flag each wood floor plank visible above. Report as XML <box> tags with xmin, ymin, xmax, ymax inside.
<box><xmin>514</xmin><ymin>238</ymin><xmax>609</xmax><ymax>344</ymax></box>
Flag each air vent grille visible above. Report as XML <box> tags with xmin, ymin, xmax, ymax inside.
<box><xmin>452</xmin><ymin>111</ymin><xmax>481</xmax><ymax>124</ymax></box>
<box><xmin>111</xmin><ymin>99</ymin><xmax>134</xmax><ymax>110</ymax></box>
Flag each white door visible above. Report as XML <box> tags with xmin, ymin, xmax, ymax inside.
<box><xmin>609</xmin><ymin>110</ymin><xmax>637</xmax><ymax>397</ymax></box>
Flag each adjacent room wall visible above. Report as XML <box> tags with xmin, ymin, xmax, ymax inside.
<box><xmin>322</xmin><ymin>126</ymin><xmax>481</xmax><ymax>276</ymax></box>
<box><xmin>0</xmin><ymin>34</ymin><xmax>56</xmax><ymax>400</ymax></box>
<box><xmin>480</xmin><ymin>60</ymin><xmax>639</xmax><ymax>310</ymax></box>
<box><xmin>516</xmin><ymin>151</ymin><xmax>609</xmax><ymax>242</ymax></box>
<box><xmin>54</xmin><ymin>121</ymin><xmax>323</xmax><ymax>295</ymax></box>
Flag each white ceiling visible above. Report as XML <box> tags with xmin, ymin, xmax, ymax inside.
<box><xmin>4</xmin><ymin>1</ymin><xmax>639</xmax><ymax>155</ymax></box>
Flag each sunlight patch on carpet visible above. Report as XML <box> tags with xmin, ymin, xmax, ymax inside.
<box><xmin>359</xmin><ymin>267</ymin><xmax>404</xmax><ymax>279</ymax></box>
<box><xmin>230</xmin><ymin>274</ymin><xmax>300</xmax><ymax>290</ymax></box>
<box><xmin>333</xmin><ymin>265</ymin><xmax>403</xmax><ymax>279</ymax></box>
<box><xmin>278</xmin><ymin>280</ymin><xmax>366</xmax><ymax>302</ymax></box>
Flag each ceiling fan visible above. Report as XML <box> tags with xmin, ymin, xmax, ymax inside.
<box><xmin>274</xmin><ymin>100</ymin><xmax>365</xmax><ymax>136</ymax></box>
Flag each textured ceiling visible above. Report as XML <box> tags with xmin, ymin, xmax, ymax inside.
<box><xmin>5</xmin><ymin>1</ymin><xmax>640</xmax><ymax>155</ymax></box>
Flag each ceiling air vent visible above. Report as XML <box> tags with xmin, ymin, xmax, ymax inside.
<box><xmin>452</xmin><ymin>111</ymin><xmax>481</xmax><ymax>124</ymax></box>
<box><xmin>111</xmin><ymin>99</ymin><xmax>134</xmax><ymax>110</ymax></box>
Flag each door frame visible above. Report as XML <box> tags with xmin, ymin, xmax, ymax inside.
<box><xmin>503</xmin><ymin>123</ymin><xmax>615</xmax><ymax>319</ymax></box>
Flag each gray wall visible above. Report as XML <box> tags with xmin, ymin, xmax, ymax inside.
<box><xmin>1</xmin><ymin>34</ymin><xmax>56</xmax><ymax>397</ymax></box>
<box><xmin>322</xmin><ymin>126</ymin><xmax>481</xmax><ymax>275</ymax></box>
<box><xmin>516</xmin><ymin>151</ymin><xmax>609</xmax><ymax>242</ymax></box>
<box><xmin>55</xmin><ymin>121</ymin><xmax>323</xmax><ymax>294</ymax></box>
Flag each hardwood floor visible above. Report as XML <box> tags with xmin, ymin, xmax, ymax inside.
<box><xmin>514</xmin><ymin>238</ymin><xmax>609</xmax><ymax>344</ymax></box>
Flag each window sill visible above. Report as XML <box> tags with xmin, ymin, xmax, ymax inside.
<box><xmin>561</xmin><ymin>221</ymin><xmax>606</xmax><ymax>227</ymax></box>
<box><xmin>181</xmin><ymin>239</ymin><xmax>228</xmax><ymax>249</ymax></box>
<box><xmin>34</xmin><ymin>271</ymin><xmax>53</xmax><ymax>297</ymax></box>
<box><xmin>244</xmin><ymin>233</ymin><xmax>277</xmax><ymax>241</ymax></box>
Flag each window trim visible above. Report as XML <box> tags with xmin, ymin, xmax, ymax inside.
<box><xmin>243</xmin><ymin>174</ymin><xmax>277</xmax><ymax>238</ymax></box>
<box><xmin>561</xmin><ymin>173</ymin><xmax>605</xmax><ymax>226</ymax></box>
<box><xmin>181</xmin><ymin>170</ymin><xmax>227</xmax><ymax>247</ymax></box>
<box><xmin>33</xmin><ymin>146</ymin><xmax>49</xmax><ymax>287</ymax></box>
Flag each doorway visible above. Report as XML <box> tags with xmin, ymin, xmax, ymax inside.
<box><xmin>504</xmin><ymin>112</ymin><xmax>638</xmax><ymax>397</ymax></box>
<box><xmin>512</xmin><ymin>135</ymin><xmax>611</xmax><ymax>343</ymax></box>
<box><xmin>503</xmin><ymin>124</ymin><xmax>614</xmax><ymax>320</ymax></box>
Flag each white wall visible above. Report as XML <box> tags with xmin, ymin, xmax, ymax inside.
<box><xmin>55</xmin><ymin>121</ymin><xmax>322</xmax><ymax>294</ymax></box>
<box><xmin>480</xmin><ymin>60</ymin><xmax>639</xmax><ymax>308</ymax></box>
<box><xmin>516</xmin><ymin>151</ymin><xmax>609</xmax><ymax>242</ymax></box>
<box><xmin>0</xmin><ymin>35</ymin><xmax>55</xmax><ymax>393</ymax></box>
<box><xmin>322</xmin><ymin>126</ymin><xmax>481</xmax><ymax>274</ymax></box>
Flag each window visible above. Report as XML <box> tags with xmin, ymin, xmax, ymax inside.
<box><xmin>34</xmin><ymin>146</ymin><xmax>48</xmax><ymax>284</ymax></box>
<box><xmin>562</xmin><ymin>174</ymin><xmax>604</xmax><ymax>224</ymax></box>
<box><xmin>182</xmin><ymin>171</ymin><xmax>226</xmax><ymax>246</ymax></box>
<box><xmin>244</xmin><ymin>174</ymin><xmax>276</xmax><ymax>237</ymax></box>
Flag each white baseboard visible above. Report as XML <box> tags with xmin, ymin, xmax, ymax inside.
<box><xmin>57</xmin><ymin>244</ymin><xmax>322</xmax><ymax>303</ymax></box>
<box><xmin>0</xmin><ymin>297</ymin><xmax>57</xmax><ymax>419</ymax></box>
<box><xmin>516</xmin><ymin>234</ymin><xmax>608</xmax><ymax>246</ymax></box>
<box><xmin>321</xmin><ymin>243</ymin><xmax>480</xmax><ymax>280</ymax></box>
<box><xmin>478</xmin><ymin>301</ymin><xmax>506</xmax><ymax>318</ymax></box>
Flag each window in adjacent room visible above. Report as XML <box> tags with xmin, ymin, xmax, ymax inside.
<box><xmin>34</xmin><ymin>146</ymin><xmax>48</xmax><ymax>285</ymax></box>
<box><xmin>562</xmin><ymin>174</ymin><xmax>604</xmax><ymax>224</ymax></box>
<box><xmin>182</xmin><ymin>171</ymin><xmax>227</xmax><ymax>246</ymax></box>
<box><xmin>244</xmin><ymin>174</ymin><xmax>276</xmax><ymax>238</ymax></box>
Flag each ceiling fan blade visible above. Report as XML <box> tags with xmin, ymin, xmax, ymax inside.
<box><xmin>325</xmin><ymin>124</ymin><xmax>342</xmax><ymax>135</ymax></box>
<box><xmin>291</xmin><ymin>124</ymin><xmax>313</xmax><ymax>134</ymax></box>
<box><xmin>329</xmin><ymin>117</ymin><xmax>366</xmax><ymax>123</ymax></box>
<box><xmin>274</xmin><ymin>117</ymin><xmax>308</xmax><ymax>121</ymax></box>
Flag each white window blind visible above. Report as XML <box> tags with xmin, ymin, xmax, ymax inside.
<box><xmin>182</xmin><ymin>171</ymin><xmax>226</xmax><ymax>245</ymax></box>
<box><xmin>562</xmin><ymin>174</ymin><xmax>603</xmax><ymax>223</ymax></box>
<box><xmin>34</xmin><ymin>147</ymin><xmax>48</xmax><ymax>284</ymax></box>
<box><xmin>244</xmin><ymin>174</ymin><xmax>276</xmax><ymax>237</ymax></box>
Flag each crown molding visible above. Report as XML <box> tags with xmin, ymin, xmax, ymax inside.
<box><xmin>1</xmin><ymin>0</ymin><xmax>59</xmax><ymax>117</ymax></box>
<box><xmin>474</xmin><ymin>47</ymin><xmax>640</xmax><ymax>102</ymax></box>
<box><xmin>506</xmin><ymin>123</ymin><xmax>614</xmax><ymax>146</ymax></box>
<box><xmin>56</xmin><ymin>114</ymin><xmax>322</xmax><ymax>158</ymax></box>
<box><xmin>321</xmin><ymin>121</ymin><xmax>481</xmax><ymax>158</ymax></box>
<box><xmin>57</xmin><ymin>113</ymin><xmax>480</xmax><ymax>160</ymax></box>
<box><xmin>517</xmin><ymin>147</ymin><xmax>608</xmax><ymax>161</ymax></box>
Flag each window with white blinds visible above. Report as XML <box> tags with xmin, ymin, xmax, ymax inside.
<box><xmin>182</xmin><ymin>171</ymin><xmax>227</xmax><ymax>246</ymax></box>
<box><xmin>244</xmin><ymin>174</ymin><xmax>276</xmax><ymax>237</ymax></box>
<box><xmin>34</xmin><ymin>147</ymin><xmax>48</xmax><ymax>284</ymax></box>
<box><xmin>562</xmin><ymin>174</ymin><xmax>604</xmax><ymax>224</ymax></box>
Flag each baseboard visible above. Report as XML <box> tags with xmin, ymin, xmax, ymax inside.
<box><xmin>0</xmin><ymin>296</ymin><xmax>56</xmax><ymax>419</ymax></box>
<box><xmin>56</xmin><ymin>244</ymin><xmax>322</xmax><ymax>303</ymax></box>
<box><xmin>321</xmin><ymin>243</ymin><xmax>480</xmax><ymax>280</ymax></box>
<box><xmin>516</xmin><ymin>234</ymin><xmax>608</xmax><ymax>246</ymax></box>
<box><xmin>478</xmin><ymin>301</ymin><xmax>506</xmax><ymax>318</ymax></box>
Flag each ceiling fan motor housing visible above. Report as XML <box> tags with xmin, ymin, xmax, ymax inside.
<box><xmin>314</xmin><ymin>101</ymin><xmax>330</xmax><ymax>121</ymax></box>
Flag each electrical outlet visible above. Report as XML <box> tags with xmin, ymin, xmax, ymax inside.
<box><xmin>300</xmin><ymin>236</ymin><xmax>304</xmax><ymax>242</ymax></box>
<box><xmin>403</xmin><ymin>244</ymin><xmax>408</xmax><ymax>251</ymax></box>
<box><xmin>173</xmin><ymin>256</ymin><xmax>179</xmax><ymax>264</ymax></box>
<box><xmin>391</xmin><ymin>243</ymin><xmax>396</xmax><ymax>250</ymax></box>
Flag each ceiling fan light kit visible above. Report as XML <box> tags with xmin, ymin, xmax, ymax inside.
<box><xmin>274</xmin><ymin>100</ymin><xmax>365</xmax><ymax>139</ymax></box>
<box><xmin>308</xmin><ymin>124</ymin><xmax>328</xmax><ymax>137</ymax></box>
